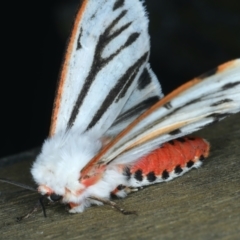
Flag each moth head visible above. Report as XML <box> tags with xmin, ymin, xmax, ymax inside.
<box><xmin>48</xmin><ymin>193</ymin><xmax>62</xmax><ymax>202</ymax></box>
<box><xmin>37</xmin><ymin>185</ymin><xmax>63</xmax><ymax>202</ymax></box>
<box><xmin>31</xmin><ymin>131</ymin><xmax>102</xmax><ymax>203</ymax></box>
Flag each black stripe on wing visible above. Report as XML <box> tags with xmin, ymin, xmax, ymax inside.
<box><xmin>76</xmin><ymin>27</ymin><xmax>83</xmax><ymax>50</ymax></box>
<box><xmin>112</xmin><ymin>96</ymin><xmax>159</xmax><ymax>127</ymax></box>
<box><xmin>137</xmin><ymin>67</ymin><xmax>153</xmax><ymax>90</ymax></box>
<box><xmin>222</xmin><ymin>81</ymin><xmax>240</xmax><ymax>90</ymax></box>
<box><xmin>113</xmin><ymin>0</ymin><xmax>125</xmax><ymax>11</ymax></box>
<box><xmin>67</xmin><ymin>8</ymin><xmax>143</xmax><ymax>129</ymax></box>
<box><xmin>87</xmin><ymin>52</ymin><xmax>149</xmax><ymax>130</ymax></box>
<box><xmin>105</xmin><ymin>64</ymin><xmax>162</xmax><ymax>136</ymax></box>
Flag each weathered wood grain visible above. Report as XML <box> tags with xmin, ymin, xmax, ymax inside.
<box><xmin>0</xmin><ymin>113</ymin><xmax>240</xmax><ymax>239</ymax></box>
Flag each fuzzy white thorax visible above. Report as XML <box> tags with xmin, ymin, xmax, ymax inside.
<box><xmin>31</xmin><ymin>130</ymin><xmax>102</xmax><ymax>195</ymax></box>
<box><xmin>31</xmin><ymin>130</ymin><xmax>128</xmax><ymax>212</ymax></box>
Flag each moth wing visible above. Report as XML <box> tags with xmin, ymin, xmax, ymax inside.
<box><xmin>106</xmin><ymin>63</ymin><xmax>163</xmax><ymax>136</ymax></box>
<box><xmin>81</xmin><ymin>59</ymin><xmax>240</xmax><ymax>175</ymax></box>
<box><xmin>50</xmin><ymin>0</ymin><xmax>150</xmax><ymax>139</ymax></box>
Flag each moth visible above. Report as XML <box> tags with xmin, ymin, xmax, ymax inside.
<box><xmin>1</xmin><ymin>0</ymin><xmax>240</xmax><ymax>216</ymax></box>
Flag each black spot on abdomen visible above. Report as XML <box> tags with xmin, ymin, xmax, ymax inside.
<box><xmin>147</xmin><ymin>171</ymin><xmax>156</xmax><ymax>182</ymax></box>
<box><xmin>134</xmin><ymin>169</ymin><xmax>143</xmax><ymax>181</ymax></box>
<box><xmin>187</xmin><ymin>160</ymin><xmax>194</xmax><ymax>168</ymax></box>
<box><xmin>124</xmin><ymin>167</ymin><xmax>131</xmax><ymax>180</ymax></box>
<box><xmin>162</xmin><ymin>170</ymin><xmax>169</xmax><ymax>179</ymax></box>
<box><xmin>174</xmin><ymin>165</ymin><xmax>183</xmax><ymax>174</ymax></box>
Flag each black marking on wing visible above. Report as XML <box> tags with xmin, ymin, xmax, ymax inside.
<box><xmin>222</xmin><ymin>81</ymin><xmax>240</xmax><ymax>90</ymax></box>
<box><xmin>147</xmin><ymin>171</ymin><xmax>156</xmax><ymax>182</ymax></box>
<box><xmin>169</xmin><ymin>129</ymin><xmax>182</xmax><ymax>135</ymax></box>
<box><xmin>164</xmin><ymin>102</ymin><xmax>173</xmax><ymax>109</ymax></box>
<box><xmin>207</xmin><ymin>113</ymin><xmax>230</xmax><ymax>122</ymax></box>
<box><xmin>137</xmin><ymin>67</ymin><xmax>151</xmax><ymax>90</ymax></box>
<box><xmin>76</xmin><ymin>27</ymin><xmax>83</xmax><ymax>50</ymax></box>
<box><xmin>113</xmin><ymin>0</ymin><xmax>125</xmax><ymax>10</ymax></box>
<box><xmin>87</xmin><ymin>52</ymin><xmax>148</xmax><ymax>130</ymax></box>
<box><xmin>112</xmin><ymin>96</ymin><xmax>159</xmax><ymax>127</ymax></box>
<box><xmin>184</xmin><ymin>98</ymin><xmax>200</xmax><ymax>107</ymax></box>
<box><xmin>174</xmin><ymin>165</ymin><xmax>183</xmax><ymax>174</ymax></box>
<box><xmin>205</xmin><ymin>113</ymin><xmax>231</xmax><ymax>127</ymax></box>
<box><xmin>134</xmin><ymin>169</ymin><xmax>143</xmax><ymax>181</ymax></box>
<box><xmin>162</xmin><ymin>170</ymin><xmax>169</xmax><ymax>179</ymax></box>
<box><xmin>124</xmin><ymin>33</ymin><xmax>141</xmax><ymax>50</ymax></box>
<box><xmin>210</xmin><ymin>99</ymin><xmax>233</xmax><ymax>107</ymax></box>
<box><xmin>199</xmin><ymin>155</ymin><xmax>205</xmax><ymax>161</ymax></box>
<box><xmin>67</xmin><ymin>9</ymin><xmax>143</xmax><ymax>128</ymax></box>
<box><xmin>186</xmin><ymin>160</ymin><xmax>194</xmax><ymax>168</ymax></box>
<box><xmin>198</xmin><ymin>67</ymin><xmax>217</xmax><ymax>79</ymax></box>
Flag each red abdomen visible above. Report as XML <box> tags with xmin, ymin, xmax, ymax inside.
<box><xmin>127</xmin><ymin>137</ymin><xmax>210</xmax><ymax>185</ymax></box>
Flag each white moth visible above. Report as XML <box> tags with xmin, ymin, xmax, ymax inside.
<box><xmin>28</xmin><ymin>0</ymin><xmax>240</xmax><ymax>214</ymax></box>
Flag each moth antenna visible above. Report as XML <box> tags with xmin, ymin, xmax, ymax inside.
<box><xmin>39</xmin><ymin>196</ymin><xmax>47</xmax><ymax>217</ymax></box>
<box><xmin>0</xmin><ymin>178</ymin><xmax>47</xmax><ymax>220</ymax></box>
<box><xmin>16</xmin><ymin>196</ymin><xmax>47</xmax><ymax>221</ymax></box>
<box><xmin>0</xmin><ymin>178</ymin><xmax>37</xmax><ymax>192</ymax></box>
<box><xmin>89</xmin><ymin>196</ymin><xmax>137</xmax><ymax>215</ymax></box>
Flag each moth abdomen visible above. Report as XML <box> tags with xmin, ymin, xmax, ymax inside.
<box><xmin>126</xmin><ymin>137</ymin><xmax>210</xmax><ymax>187</ymax></box>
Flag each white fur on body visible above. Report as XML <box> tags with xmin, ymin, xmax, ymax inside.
<box><xmin>31</xmin><ymin>130</ymin><xmax>204</xmax><ymax>213</ymax></box>
<box><xmin>31</xmin><ymin>131</ymin><xmax>128</xmax><ymax>212</ymax></box>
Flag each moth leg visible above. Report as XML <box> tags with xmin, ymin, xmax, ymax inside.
<box><xmin>111</xmin><ymin>185</ymin><xmax>142</xmax><ymax>198</ymax></box>
<box><xmin>16</xmin><ymin>196</ymin><xmax>46</xmax><ymax>221</ymax></box>
<box><xmin>124</xmin><ymin>186</ymin><xmax>143</xmax><ymax>193</ymax></box>
<box><xmin>89</xmin><ymin>196</ymin><xmax>137</xmax><ymax>215</ymax></box>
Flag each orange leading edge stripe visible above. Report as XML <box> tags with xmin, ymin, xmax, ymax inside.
<box><xmin>50</xmin><ymin>0</ymin><xmax>88</xmax><ymax>136</ymax></box>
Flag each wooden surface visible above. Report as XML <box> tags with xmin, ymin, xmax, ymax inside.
<box><xmin>0</xmin><ymin>113</ymin><xmax>240</xmax><ymax>239</ymax></box>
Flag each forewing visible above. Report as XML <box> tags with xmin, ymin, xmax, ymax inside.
<box><xmin>50</xmin><ymin>0</ymin><xmax>150</xmax><ymax>138</ymax></box>
<box><xmin>81</xmin><ymin>59</ymin><xmax>240</xmax><ymax>175</ymax></box>
<box><xmin>106</xmin><ymin>63</ymin><xmax>163</xmax><ymax>136</ymax></box>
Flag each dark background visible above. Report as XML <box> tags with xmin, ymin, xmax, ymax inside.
<box><xmin>1</xmin><ymin>0</ymin><xmax>240</xmax><ymax>159</ymax></box>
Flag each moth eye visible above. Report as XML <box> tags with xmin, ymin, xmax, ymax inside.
<box><xmin>49</xmin><ymin>193</ymin><xmax>62</xmax><ymax>202</ymax></box>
